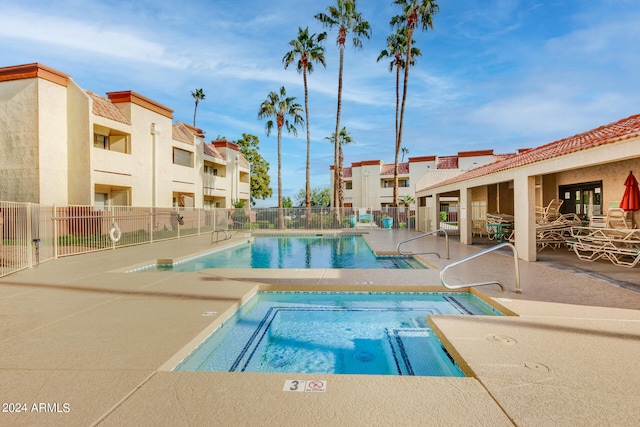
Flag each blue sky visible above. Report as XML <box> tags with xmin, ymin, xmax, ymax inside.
<box><xmin>1</xmin><ymin>0</ymin><xmax>639</xmax><ymax>207</ymax></box>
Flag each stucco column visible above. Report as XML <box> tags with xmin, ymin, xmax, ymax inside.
<box><xmin>459</xmin><ymin>187</ymin><xmax>472</xmax><ymax>245</ymax></box>
<box><xmin>513</xmin><ymin>174</ymin><xmax>536</xmax><ymax>261</ymax></box>
<box><xmin>150</xmin><ymin>123</ymin><xmax>159</xmax><ymax>208</ymax></box>
<box><xmin>433</xmin><ymin>194</ymin><xmax>440</xmax><ymax>232</ymax></box>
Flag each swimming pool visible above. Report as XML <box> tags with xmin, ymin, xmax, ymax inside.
<box><xmin>175</xmin><ymin>292</ymin><xmax>503</xmax><ymax>376</ymax></box>
<box><xmin>141</xmin><ymin>234</ymin><xmax>426</xmax><ymax>271</ymax></box>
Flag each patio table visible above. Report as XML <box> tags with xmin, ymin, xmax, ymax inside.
<box><xmin>486</xmin><ymin>223</ymin><xmax>511</xmax><ymax>243</ymax></box>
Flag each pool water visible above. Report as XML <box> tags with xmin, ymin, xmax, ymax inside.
<box><xmin>175</xmin><ymin>292</ymin><xmax>502</xmax><ymax>376</ymax></box>
<box><xmin>148</xmin><ymin>235</ymin><xmax>426</xmax><ymax>271</ymax></box>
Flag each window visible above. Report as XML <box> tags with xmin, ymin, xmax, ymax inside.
<box><xmin>173</xmin><ymin>148</ymin><xmax>193</xmax><ymax>167</ymax></box>
<box><xmin>94</xmin><ymin>193</ymin><xmax>108</xmax><ymax>210</ymax></box>
<box><xmin>93</xmin><ymin>131</ymin><xmax>130</xmax><ymax>153</ymax></box>
<box><xmin>559</xmin><ymin>181</ymin><xmax>602</xmax><ymax>219</ymax></box>
<box><xmin>94</xmin><ymin>134</ymin><xmax>109</xmax><ymax>149</ymax></box>
<box><xmin>345</xmin><ymin>181</ymin><xmax>353</xmax><ymax>190</ymax></box>
<box><xmin>204</xmin><ymin>165</ymin><xmax>218</xmax><ymax>176</ymax></box>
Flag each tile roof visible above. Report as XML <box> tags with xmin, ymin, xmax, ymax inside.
<box><xmin>203</xmin><ymin>142</ymin><xmax>224</xmax><ymax>160</ymax></box>
<box><xmin>86</xmin><ymin>91</ymin><xmax>131</xmax><ymax>125</ymax></box>
<box><xmin>212</xmin><ymin>140</ymin><xmax>251</xmax><ymax>169</ymax></box>
<box><xmin>181</xmin><ymin>123</ymin><xmax>205</xmax><ymax>139</ymax></box>
<box><xmin>381</xmin><ymin>162</ymin><xmax>409</xmax><ymax>175</ymax></box>
<box><xmin>238</xmin><ymin>152</ymin><xmax>250</xmax><ymax>169</ymax></box>
<box><xmin>422</xmin><ymin>113</ymin><xmax>640</xmax><ymax>191</ymax></box>
<box><xmin>172</xmin><ymin>122</ymin><xmax>195</xmax><ymax>145</ymax></box>
<box><xmin>437</xmin><ymin>156</ymin><xmax>459</xmax><ymax>169</ymax></box>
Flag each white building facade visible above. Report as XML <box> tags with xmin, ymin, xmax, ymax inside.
<box><xmin>331</xmin><ymin>150</ymin><xmax>503</xmax><ymax>210</ymax></box>
<box><xmin>0</xmin><ymin>63</ymin><xmax>250</xmax><ymax>209</ymax></box>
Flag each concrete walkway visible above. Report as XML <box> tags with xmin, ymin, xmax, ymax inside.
<box><xmin>0</xmin><ymin>230</ymin><xmax>639</xmax><ymax>426</ymax></box>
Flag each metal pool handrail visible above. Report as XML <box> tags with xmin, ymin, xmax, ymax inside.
<box><xmin>211</xmin><ymin>229</ymin><xmax>233</xmax><ymax>244</ymax></box>
<box><xmin>397</xmin><ymin>229</ymin><xmax>450</xmax><ymax>259</ymax></box>
<box><xmin>440</xmin><ymin>242</ymin><xmax>522</xmax><ymax>293</ymax></box>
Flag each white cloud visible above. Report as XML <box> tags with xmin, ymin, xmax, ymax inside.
<box><xmin>0</xmin><ymin>7</ymin><xmax>185</xmax><ymax>68</ymax></box>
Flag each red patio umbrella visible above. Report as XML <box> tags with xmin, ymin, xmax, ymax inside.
<box><xmin>619</xmin><ymin>171</ymin><xmax>640</xmax><ymax>212</ymax></box>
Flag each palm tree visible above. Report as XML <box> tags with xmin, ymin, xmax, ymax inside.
<box><xmin>391</xmin><ymin>0</ymin><xmax>439</xmax><ymax>205</ymax></box>
<box><xmin>283</xmin><ymin>27</ymin><xmax>327</xmax><ymax>218</ymax></box>
<box><xmin>377</xmin><ymin>27</ymin><xmax>420</xmax><ymax>205</ymax></box>
<box><xmin>401</xmin><ymin>146</ymin><xmax>410</xmax><ymax>162</ymax></box>
<box><xmin>258</xmin><ymin>86</ymin><xmax>304</xmax><ymax>228</ymax></box>
<box><xmin>399</xmin><ymin>194</ymin><xmax>414</xmax><ymax>207</ymax></box>
<box><xmin>325</xmin><ymin>127</ymin><xmax>355</xmax><ymax>208</ymax></box>
<box><xmin>398</xmin><ymin>194</ymin><xmax>415</xmax><ymax>228</ymax></box>
<box><xmin>315</xmin><ymin>0</ymin><xmax>371</xmax><ymax>215</ymax></box>
<box><xmin>191</xmin><ymin>88</ymin><xmax>205</xmax><ymax>127</ymax></box>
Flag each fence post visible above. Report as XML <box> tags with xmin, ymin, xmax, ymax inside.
<box><xmin>53</xmin><ymin>205</ymin><xmax>59</xmax><ymax>259</ymax></box>
<box><xmin>177</xmin><ymin>210</ymin><xmax>181</xmax><ymax>239</ymax></box>
<box><xmin>149</xmin><ymin>208</ymin><xmax>154</xmax><ymax>243</ymax></box>
<box><xmin>26</xmin><ymin>203</ymin><xmax>33</xmax><ymax>268</ymax></box>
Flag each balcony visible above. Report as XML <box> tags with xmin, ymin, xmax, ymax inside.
<box><xmin>203</xmin><ymin>174</ymin><xmax>228</xmax><ymax>197</ymax></box>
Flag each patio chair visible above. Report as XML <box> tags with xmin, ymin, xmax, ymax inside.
<box><xmin>536</xmin><ymin>213</ymin><xmax>582</xmax><ymax>251</ymax></box>
<box><xmin>536</xmin><ymin>199</ymin><xmax>563</xmax><ymax>224</ymax></box>
<box><xmin>606</xmin><ymin>208</ymin><xmax>633</xmax><ymax>230</ymax></box>
<box><xmin>472</xmin><ymin>219</ymin><xmax>485</xmax><ymax>237</ymax></box>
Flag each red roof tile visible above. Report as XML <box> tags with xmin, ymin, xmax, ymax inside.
<box><xmin>381</xmin><ymin>163</ymin><xmax>409</xmax><ymax>175</ymax></box>
<box><xmin>172</xmin><ymin>123</ymin><xmax>193</xmax><ymax>145</ymax></box>
<box><xmin>343</xmin><ymin>167</ymin><xmax>352</xmax><ymax>178</ymax></box>
<box><xmin>211</xmin><ymin>140</ymin><xmax>250</xmax><ymax>168</ymax></box>
<box><xmin>87</xmin><ymin>91</ymin><xmax>131</xmax><ymax>125</ymax></box>
<box><xmin>203</xmin><ymin>142</ymin><xmax>224</xmax><ymax>160</ymax></box>
<box><xmin>437</xmin><ymin>156</ymin><xmax>459</xmax><ymax>169</ymax></box>
<box><xmin>172</xmin><ymin>122</ymin><xmax>195</xmax><ymax>145</ymax></box>
<box><xmin>422</xmin><ymin>114</ymin><xmax>640</xmax><ymax>191</ymax></box>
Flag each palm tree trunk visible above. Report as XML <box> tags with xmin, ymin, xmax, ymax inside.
<box><xmin>396</xmin><ymin>26</ymin><xmax>414</xmax><ymax>207</ymax></box>
<box><xmin>333</xmin><ymin>46</ymin><xmax>345</xmax><ymax>226</ymax></box>
<box><xmin>277</xmin><ymin>125</ymin><xmax>284</xmax><ymax>229</ymax></box>
<box><xmin>395</xmin><ymin>65</ymin><xmax>400</xmax><ymax>155</ymax></box>
<box><xmin>393</xmin><ymin>62</ymin><xmax>401</xmax><ymax>209</ymax></box>
<box><xmin>338</xmin><ymin>144</ymin><xmax>344</xmax><ymax>207</ymax></box>
<box><xmin>303</xmin><ymin>68</ymin><xmax>312</xmax><ymax>227</ymax></box>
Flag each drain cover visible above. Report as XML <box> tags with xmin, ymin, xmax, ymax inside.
<box><xmin>354</xmin><ymin>351</ymin><xmax>375</xmax><ymax>362</ymax></box>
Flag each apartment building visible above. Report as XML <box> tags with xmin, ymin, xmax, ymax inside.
<box><xmin>331</xmin><ymin>150</ymin><xmax>501</xmax><ymax>209</ymax></box>
<box><xmin>0</xmin><ymin>63</ymin><xmax>249</xmax><ymax>209</ymax></box>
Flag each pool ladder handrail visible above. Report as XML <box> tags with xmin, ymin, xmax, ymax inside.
<box><xmin>396</xmin><ymin>229</ymin><xmax>450</xmax><ymax>259</ymax></box>
<box><xmin>211</xmin><ymin>229</ymin><xmax>233</xmax><ymax>245</ymax></box>
<box><xmin>440</xmin><ymin>242</ymin><xmax>522</xmax><ymax>293</ymax></box>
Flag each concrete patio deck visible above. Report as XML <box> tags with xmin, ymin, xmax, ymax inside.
<box><xmin>1</xmin><ymin>230</ymin><xmax>639</xmax><ymax>426</ymax></box>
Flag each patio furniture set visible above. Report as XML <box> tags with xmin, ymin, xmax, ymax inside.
<box><xmin>486</xmin><ymin>199</ymin><xmax>639</xmax><ymax>268</ymax></box>
<box><xmin>569</xmin><ymin>226</ymin><xmax>640</xmax><ymax>268</ymax></box>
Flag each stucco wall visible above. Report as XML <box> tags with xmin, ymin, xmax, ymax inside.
<box><xmin>37</xmin><ymin>78</ymin><xmax>70</xmax><ymax>205</ymax></box>
<box><xmin>0</xmin><ymin>79</ymin><xmax>41</xmax><ymax>203</ymax></box>
<box><xmin>106</xmin><ymin>101</ymin><xmax>174</xmax><ymax>207</ymax></box>
<box><xmin>67</xmin><ymin>80</ymin><xmax>92</xmax><ymax>205</ymax></box>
